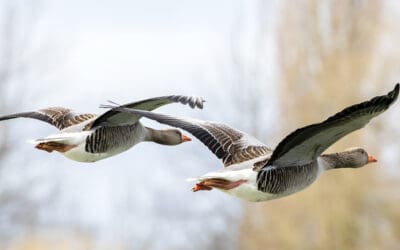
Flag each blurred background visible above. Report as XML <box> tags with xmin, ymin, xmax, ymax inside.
<box><xmin>0</xmin><ymin>0</ymin><xmax>399</xmax><ymax>249</ymax></box>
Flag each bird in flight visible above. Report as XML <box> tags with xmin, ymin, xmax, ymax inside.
<box><xmin>109</xmin><ymin>84</ymin><xmax>398</xmax><ymax>201</ymax></box>
<box><xmin>0</xmin><ymin>95</ymin><xmax>204</xmax><ymax>162</ymax></box>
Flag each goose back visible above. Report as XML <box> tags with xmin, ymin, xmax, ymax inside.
<box><xmin>84</xmin><ymin>123</ymin><xmax>144</xmax><ymax>154</ymax></box>
<box><xmin>257</xmin><ymin>162</ymin><xmax>319</xmax><ymax>194</ymax></box>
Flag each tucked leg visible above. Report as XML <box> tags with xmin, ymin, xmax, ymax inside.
<box><xmin>192</xmin><ymin>178</ymin><xmax>247</xmax><ymax>192</ymax></box>
<box><xmin>35</xmin><ymin>142</ymin><xmax>76</xmax><ymax>153</ymax></box>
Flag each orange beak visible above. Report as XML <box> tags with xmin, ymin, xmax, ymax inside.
<box><xmin>181</xmin><ymin>134</ymin><xmax>192</xmax><ymax>142</ymax></box>
<box><xmin>368</xmin><ymin>155</ymin><xmax>378</xmax><ymax>163</ymax></box>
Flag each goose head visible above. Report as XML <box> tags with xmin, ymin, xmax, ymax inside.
<box><xmin>147</xmin><ymin>128</ymin><xmax>191</xmax><ymax>145</ymax></box>
<box><xmin>321</xmin><ymin>147</ymin><xmax>377</xmax><ymax>170</ymax></box>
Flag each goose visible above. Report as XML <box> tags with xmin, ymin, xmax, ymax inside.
<box><xmin>105</xmin><ymin>84</ymin><xmax>399</xmax><ymax>202</ymax></box>
<box><xmin>0</xmin><ymin>95</ymin><xmax>204</xmax><ymax>162</ymax></box>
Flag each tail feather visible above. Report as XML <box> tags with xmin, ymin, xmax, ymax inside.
<box><xmin>186</xmin><ymin>175</ymin><xmax>222</xmax><ymax>182</ymax></box>
<box><xmin>26</xmin><ymin>132</ymin><xmax>87</xmax><ymax>153</ymax></box>
<box><xmin>28</xmin><ymin>137</ymin><xmax>72</xmax><ymax>144</ymax></box>
<box><xmin>27</xmin><ymin>131</ymin><xmax>89</xmax><ymax>145</ymax></box>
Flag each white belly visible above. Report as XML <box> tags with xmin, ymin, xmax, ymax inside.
<box><xmin>65</xmin><ymin>123</ymin><xmax>147</xmax><ymax>162</ymax></box>
<box><xmin>62</xmin><ymin>138</ymin><xmax>140</xmax><ymax>163</ymax></box>
<box><xmin>196</xmin><ymin>163</ymin><xmax>310</xmax><ymax>202</ymax></box>
<box><xmin>196</xmin><ymin>167</ymin><xmax>278</xmax><ymax>202</ymax></box>
<box><xmin>224</xmin><ymin>182</ymin><xmax>278</xmax><ymax>202</ymax></box>
<box><xmin>63</xmin><ymin>144</ymin><xmax>113</xmax><ymax>162</ymax></box>
<box><xmin>40</xmin><ymin>125</ymin><xmax>144</xmax><ymax>162</ymax></box>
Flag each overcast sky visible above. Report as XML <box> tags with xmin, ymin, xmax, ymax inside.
<box><xmin>1</xmin><ymin>0</ymin><xmax>277</xmax><ymax>248</ymax></box>
<box><xmin>26</xmin><ymin>0</ymin><xmax>264</xmax><ymax>106</ymax></box>
<box><xmin>3</xmin><ymin>0</ymin><xmax>400</xmax><ymax>249</ymax></box>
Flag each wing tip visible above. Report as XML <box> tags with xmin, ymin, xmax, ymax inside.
<box><xmin>390</xmin><ymin>83</ymin><xmax>399</xmax><ymax>101</ymax></box>
<box><xmin>170</xmin><ymin>95</ymin><xmax>206</xmax><ymax>109</ymax></box>
<box><xmin>265</xmin><ymin>83</ymin><xmax>399</xmax><ymax>166</ymax></box>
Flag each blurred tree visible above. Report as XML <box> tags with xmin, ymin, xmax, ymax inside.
<box><xmin>239</xmin><ymin>1</ymin><xmax>400</xmax><ymax>250</ymax></box>
<box><xmin>221</xmin><ymin>0</ymin><xmax>276</xmax><ymax>140</ymax></box>
<box><xmin>0</xmin><ymin>0</ymin><xmax>54</xmax><ymax>246</ymax></box>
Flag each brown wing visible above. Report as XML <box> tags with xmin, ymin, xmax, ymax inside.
<box><xmin>203</xmin><ymin>123</ymin><xmax>271</xmax><ymax>166</ymax></box>
<box><xmin>0</xmin><ymin>107</ymin><xmax>96</xmax><ymax>130</ymax></box>
<box><xmin>109</xmin><ymin>107</ymin><xmax>272</xmax><ymax>167</ymax></box>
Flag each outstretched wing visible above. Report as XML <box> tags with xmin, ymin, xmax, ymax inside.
<box><xmin>87</xmin><ymin>95</ymin><xmax>205</xmax><ymax>129</ymax></box>
<box><xmin>0</xmin><ymin>107</ymin><xmax>96</xmax><ymax>130</ymax></box>
<box><xmin>265</xmin><ymin>83</ymin><xmax>399</xmax><ymax>168</ymax></box>
<box><xmin>110</xmin><ymin>107</ymin><xmax>271</xmax><ymax>167</ymax></box>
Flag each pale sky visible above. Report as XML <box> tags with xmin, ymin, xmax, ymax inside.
<box><xmin>31</xmin><ymin>0</ymin><xmax>259</xmax><ymax>104</ymax></box>
<box><xmin>1</xmin><ymin>0</ymin><xmax>277</xmax><ymax>248</ymax></box>
<box><xmin>2</xmin><ymin>0</ymin><xmax>400</xmax><ymax>249</ymax></box>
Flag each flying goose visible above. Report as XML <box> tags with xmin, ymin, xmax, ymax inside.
<box><xmin>107</xmin><ymin>84</ymin><xmax>399</xmax><ymax>202</ymax></box>
<box><xmin>0</xmin><ymin>95</ymin><xmax>204</xmax><ymax>162</ymax></box>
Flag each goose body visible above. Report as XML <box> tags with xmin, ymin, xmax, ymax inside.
<box><xmin>111</xmin><ymin>84</ymin><xmax>399</xmax><ymax>202</ymax></box>
<box><xmin>191</xmin><ymin>155</ymin><xmax>325</xmax><ymax>202</ymax></box>
<box><xmin>0</xmin><ymin>95</ymin><xmax>204</xmax><ymax>162</ymax></box>
<box><xmin>56</xmin><ymin>123</ymin><xmax>146</xmax><ymax>162</ymax></box>
<box><xmin>193</xmin><ymin>163</ymin><xmax>277</xmax><ymax>202</ymax></box>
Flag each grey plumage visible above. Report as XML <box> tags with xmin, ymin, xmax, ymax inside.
<box><xmin>320</xmin><ymin>148</ymin><xmax>369</xmax><ymax>169</ymax></box>
<box><xmin>0</xmin><ymin>95</ymin><xmax>205</xmax><ymax>162</ymax></box>
<box><xmin>256</xmin><ymin>83</ymin><xmax>399</xmax><ymax>193</ymax></box>
<box><xmin>257</xmin><ymin>163</ymin><xmax>318</xmax><ymax>194</ymax></box>
<box><xmin>106</xmin><ymin>107</ymin><xmax>272</xmax><ymax>167</ymax></box>
<box><xmin>85</xmin><ymin>124</ymin><xmax>138</xmax><ymax>153</ymax></box>
<box><xmin>92</xmin><ymin>95</ymin><xmax>205</xmax><ymax>129</ymax></box>
<box><xmin>0</xmin><ymin>95</ymin><xmax>205</xmax><ymax>131</ymax></box>
<box><xmin>0</xmin><ymin>107</ymin><xmax>96</xmax><ymax>130</ymax></box>
<box><xmin>112</xmin><ymin>84</ymin><xmax>398</xmax><ymax>200</ymax></box>
<box><xmin>265</xmin><ymin>83</ymin><xmax>399</xmax><ymax>167</ymax></box>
